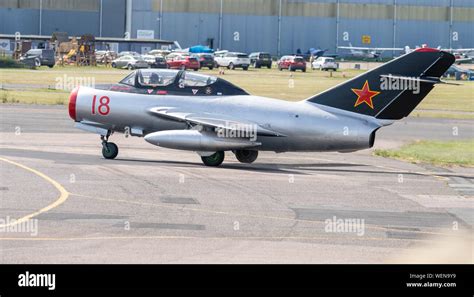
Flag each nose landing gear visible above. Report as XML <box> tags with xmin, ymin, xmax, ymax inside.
<box><xmin>101</xmin><ymin>133</ymin><xmax>118</xmax><ymax>159</ymax></box>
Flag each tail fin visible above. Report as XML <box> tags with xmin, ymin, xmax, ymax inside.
<box><xmin>307</xmin><ymin>48</ymin><xmax>455</xmax><ymax>120</ymax></box>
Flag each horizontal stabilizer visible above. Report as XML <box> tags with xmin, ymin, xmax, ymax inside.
<box><xmin>379</xmin><ymin>74</ymin><xmax>461</xmax><ymax>85</ymax></box>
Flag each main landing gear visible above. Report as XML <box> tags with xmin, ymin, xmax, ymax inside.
<box><xmin>98</xmin><ymin>132</ymin><xmax>258</xmax><ymax>166</ymax></box>
<box><xmin>234</xmin><ymin>150</ymin><xmax>258</xmax><ymax>164</ymax></box>
<box><xmin>200</xmin><ymin>150</ymin><xmax>259</xmax><ymax>167</ymax></box>
<box><xmin>101</xmin><ymin>132</ymin><xmax>118</xmax><ymax>159</ymax></box>
<box><xmin>201</xmin><ymin>151</ymin><xmax>225</xmax><ymax>167</ymax></box>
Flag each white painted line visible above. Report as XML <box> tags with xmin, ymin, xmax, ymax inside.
<box><xmin>448</xmin><ymin>184</ymin><xmax>474</xmax><ymax>188</ymax></box>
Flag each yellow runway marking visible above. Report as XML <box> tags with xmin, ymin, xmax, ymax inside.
<box><xmin>0</xmin><ymin>157</ymin><xmax>70</xmax><ymax>228</ymax></box>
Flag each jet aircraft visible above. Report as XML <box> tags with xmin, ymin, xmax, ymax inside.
<box><xmin>69</xmin><ymin>48</ymin><xmax>454</xmax><ymax>166</ymax></box>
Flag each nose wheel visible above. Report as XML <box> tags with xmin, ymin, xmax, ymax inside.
<box><xmin>101</xmin><ymin>134</ymin><xmax>118</xmax><ymax>159</ymax></box>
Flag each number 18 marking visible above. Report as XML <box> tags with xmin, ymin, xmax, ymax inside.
<box><xmin>92</xmin><ymin>95</ymin><xmax>110</xmax><ymax>115</ymax></box>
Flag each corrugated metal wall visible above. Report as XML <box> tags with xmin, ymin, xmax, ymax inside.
<box><xmin>0</xmin><ymin>0</ymin><xmax>99</xmax><ymax>11</ymax></box>
<box><xmin>135</xmin><ymin>0</ymin><xmax>474</xmax><ymax>55</ymax></box>
<box><xmin>0</xmin><ymin>0</ymin><xmax>124</xmax><ymax>37</ymax></box>
<box><xmin>0</xmin><ymin>0</ymin><xmax>472</xmax><ymax>56</ymax></box>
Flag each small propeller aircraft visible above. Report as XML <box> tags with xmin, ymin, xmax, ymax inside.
<box><xmin>338</xmin><ymin>43</ymin><xmax>405</xmax><ymax>59</ymax></box>
<box><xmin>69</xmin><ymin>48</ymin><xmax>454</xmax><ymax>166</ymax></box>
<box><xmin>431</xmin><ymin>47</ymin><xmax>474</xmax><ymax>64</ymax></box>
<box><xmin>401</xmin><ymin>44</ymin><xmax>474</xmax><ymax>64</ymax></box>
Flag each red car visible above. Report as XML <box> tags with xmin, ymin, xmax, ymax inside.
<box><xmin>166</xmin><ymin>54</ymin><xmax>200</xmax><ymax>71</ymax></box>
<box><xmin>277</xmin><ymin>55</ymin><xmax>307</xmax><ymax>72</ymax></box>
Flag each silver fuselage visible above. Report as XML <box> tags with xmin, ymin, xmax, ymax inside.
<box><xmin>75</xmin><ymin>87</ymin><xmax>386</xmax><ymax>152</ymax></box>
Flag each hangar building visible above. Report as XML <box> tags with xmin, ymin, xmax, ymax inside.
<box><xmin>1</xmin><ymin>0</ymin><xmax>473</xmax><ymax>56</ymax></box>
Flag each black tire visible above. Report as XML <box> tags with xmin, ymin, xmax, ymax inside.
<box><xmin>34</xmin><ymin>58</ymin><xmax>41</xmax><ymax>67</ymax></box>
<box><xmin>256</xmin><ymin>64</ymin><xmax>261</xmax><ymax>69</ymax></box>
<box><xmin>102</xmin><ymin>142</ymin><xmax>118</xmax><ymax>159</ymax></box>
<box><xmin>111</xmin><ymin>62</ymin><xmax>116</xmax><ymax>68</ymax></box>
<box><xmin>48</xmin><ymin>65</ymin><xmax>54</xmax><ymax>68</ymax></box>
<box><xmin>209</xmin><ymin>66</ymin><xmax>214</xmax><ymax>70</ymax></box>
<box><xmin>302</xmin><ymin>68</ymin><xmax>306</xmax><ymax>72</ymax></box>
<box><xmin>127</xmin><ymin>64</ymin><xmax>134</xmax><ymax>70</ymax></box>
<box><xmin>235</xmin><ymin>150</ymin><xmax>258</xmax><ymax>164</ymax></box>
<box><xmin>243</xmin><ymin>66</ymin><xmax>249</xmax><ymax>71</ymax></box>
<box><xmin>267</xmin><ymin>65</ymin><xmax>271</xmax><ymax>69</ymax></box>
<box><xmin>201</xmin><ymin>151</ymin><xmax>225</xmax><ymax>167</ymax></box>
<box><xmin>228</xmin><ymin>62</ymin><xmax>234</xmax><ymax>70</ymax></box>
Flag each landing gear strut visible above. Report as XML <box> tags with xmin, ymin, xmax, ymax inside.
<box><xmin>101</xmin><ymin>132</ymin><xmax>118</xmax><ymax>159</ymax></box>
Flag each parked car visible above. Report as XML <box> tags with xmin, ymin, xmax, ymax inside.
<box><xmin>249</xmin><ymin>52</ymin><xmax>272</xmax><ymax>68</ymax></box>
<box><xmin>111</xmin><ymin>55</ymin><xmax>149</xmax><ymax>70</ymax></box>
<box><xmin>118</xmin><ymin>51</ymin><xmax>140</xmax><ymax>57</ymax></box>
<box><xmin>443</xmin><ymin>64</ymin><xmax>474</xmax><ymax>80</ymax></box>
<box><xmin>150</xmin><ymin>56</ymin><xmax>168</xmax><ymax>69</ymax></box>
<box><xmin>141</xmin><ymin>54</ymin><xmax>157</xmax><ymax>65</ymax></box>
<box><xmin>20</xmin><ymin>49</ymin><xmax>55</xmax><ymax>68</ymax></box>
<box><xmin>165</xmin><ymin>53</ymin><xmax>200</xmax><ymax>71</ymax></box>
<box><xmin>214</xmin><ymin>52</ymin><xmax>250</xmax><ymax>70</ymax></box>
<box><xmin>311</xmin><ymin>57</ymin><xmax>338</xmax><ymax>71</ymax></box>
<box><xmin>148</xmin><ymin>49</ymin><xmax>171</xmax><ymax>57</ymax></box>
<box><xmin>192</xmin><ymin>53</ymin><xmax>215</xmax><ymax>70</ymax></box>
<box><xmin>95</xmin><ymin>50</ymin><xmax>117</xmax><ymax>64</ymax></box>
<box><xmin>277</xmin><ymin>55</ymin><xmax>306</xmax><ymax>72</ymax></box>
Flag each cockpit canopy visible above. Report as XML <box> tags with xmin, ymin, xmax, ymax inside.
<box><xmin>120</xmin><ymin>69</ymin><xmax>217</xmax><ymax>88</ymax></box>
<box><xmin>116</xmin><ymin>69</ymin><xmax>248</xmax><ymax>96</ymax></box>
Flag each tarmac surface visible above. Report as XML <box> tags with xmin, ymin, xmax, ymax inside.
<box><xmin>0</xmin><ymin>104</ymin><xmax>473</xmax><ymax>263</ymax></box>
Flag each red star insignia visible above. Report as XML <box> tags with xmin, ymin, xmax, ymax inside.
<box><xmin>351</xmin><ymin>80</ymin><xmax>380</xmax><ymax>109</ymax></box>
